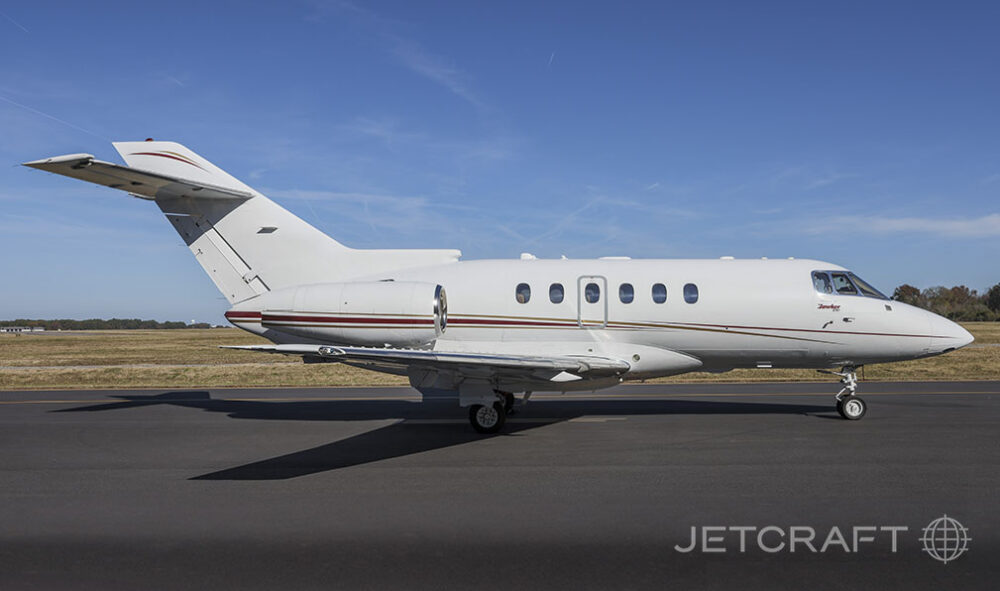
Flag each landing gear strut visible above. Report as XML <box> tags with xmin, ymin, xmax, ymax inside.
<box><xmin>500</xmin><ymin>391</ymin><xmax>515</xmax><ymax>414</ymax></box>
<box><xmin>822</xmin><ymin>366</ymin><xmax>867</xmax><ymax>420</ymax></box>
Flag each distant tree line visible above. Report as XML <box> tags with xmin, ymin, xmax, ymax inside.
<box><xmin>892</xmin><ymin>284</ymin><xmax>1000</xmax><ymax>321</ymax></box>
<box><xmin>0</xmin><ymin>318</ymin><xmax>215</xmax><ymax>330</ymax></box>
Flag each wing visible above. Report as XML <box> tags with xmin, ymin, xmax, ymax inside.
<box><xmin>224</xmin><ymin>344</ymin><xmax>631</xmax><ymax>383</ymax></box>
<box><xmin>22</xmin><ymin>153</ymin><xmax>252</xmax><ymax>201</ymax></box>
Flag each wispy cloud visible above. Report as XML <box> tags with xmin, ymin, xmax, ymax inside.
<box><xmin>268</xmin><ymin>188</ymin><xmax>456</xmax><ymax>239</ymax></box>
<box><xmin>391</xmin><ymin>38</ymin><xmax>483</xmax><ymax>108</ymax></box>
<box><xmin>0</xmin><ymin>94</ymin><xmax>108</xmax><ymax>141</ymax></box>
<box><xmin>804</xmin><ymin>172</ymin><xmax>857</xmax><ymax>190</ymax></box>
<box><xmin>341</xmin><ymin>116</ymin><xmax>422</xmax><ymax>147</ymax></box>
<box><xmin>0</xmin><ymin>10</ymin><xmax>28</xmax><ymax>33</ymax></box>
<box><xmin>340</xmin><ymin>115</ymin><xmax>518</xmax><ymax>164</ymax></box>
<box><xmin>310</xmin><ymin>1</ymin><xmax>484</xmax><ymax>109</ymax></box>
<box><xmin>798</xmin><ymin>213</ymin><xmax>1000</xmax><ymax>238</ymax></box>
<box><xmin>729</xmin><ymin>165</ymin><xmax>859</xmax><ymax>196</ymax></box>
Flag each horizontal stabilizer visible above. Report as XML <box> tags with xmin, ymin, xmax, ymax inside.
<box><xmin>22</xmin><ymin>153</ymin><xmax>253</xmax><ymax>201</ymax></box>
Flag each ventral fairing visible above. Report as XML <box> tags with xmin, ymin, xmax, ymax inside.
<box><xmin>24</xmin><ymin>141</ymin><xmax>973</xmax><ymax>433</ymax></box>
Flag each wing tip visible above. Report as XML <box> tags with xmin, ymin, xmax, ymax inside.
<box><xmin>22</xmin><ymin>153</ymin><xmax>95</xmax><ymax>169</ymax></box>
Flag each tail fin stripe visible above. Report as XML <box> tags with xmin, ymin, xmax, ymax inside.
<box><xmin>128</xmin><ymin>151</ymin><xmax>207</xmax><ymax>171</ymax></box>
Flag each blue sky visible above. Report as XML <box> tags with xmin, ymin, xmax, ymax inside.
<box><xmin>2</xmin><ymin>1</ymin><xmax>998</xmax><ymax>324</ymax></box>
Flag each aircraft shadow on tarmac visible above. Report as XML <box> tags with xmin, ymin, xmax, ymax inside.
<box><xmin>55</xmin><ymin>392</ymin><xmax>832</xmax><ymax>480</ymax></box>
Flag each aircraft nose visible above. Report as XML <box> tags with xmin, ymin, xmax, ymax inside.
<box><xmin>927</xmin><ymin>313</ymin><xmax>974</xmax><ymax>353</ymax></box>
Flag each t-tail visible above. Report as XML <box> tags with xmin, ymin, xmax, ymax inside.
<box><xmin>23</xmin><ymin>141</ymin><xmax>461</xmax><ymax>304</ymax></box>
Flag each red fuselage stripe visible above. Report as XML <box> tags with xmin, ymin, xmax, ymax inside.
<box><xmin>262</xmin><ymin>314</ymin><xmax>433</xmax><ymax>325</ymax></box>
<box><xmin>225</xmin><ymin>311</ymin><xmax>262</xmax><ymax>319</ymax></box>
<box><xmin>448</xmin><ymin>318</ymin><xmax>575</xmax><ymax>327</ymax></box>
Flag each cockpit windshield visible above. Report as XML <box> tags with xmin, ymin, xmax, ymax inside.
<box><xmin>831</xmin><ymin>273</ymin><xmax>857</xmax><ymax>295</ymax></box>
<box><xmin>811</xmin><ymin>270</ymin><xmax>888</xmax><ymax>300</ymax></box>
<box><xmin>847</xmin><ymin>272</ymin><xmax>889</xmax><ymax>299</ymax></box>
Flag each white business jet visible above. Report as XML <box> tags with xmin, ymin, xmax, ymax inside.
<box><xmin>24</xmin><ymin>141</ymin><xmax>974</xmax><ymax>433</ymax></box>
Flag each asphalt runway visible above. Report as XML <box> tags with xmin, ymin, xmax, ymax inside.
<box><xmin>1</xmin><ymin>381</ymin><xmax>997</xmax><ymax>590</ymax></box>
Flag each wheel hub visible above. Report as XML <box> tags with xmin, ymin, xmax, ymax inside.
<box><xmin>476</xmin><ymin>405</ymin><xmax>498</xmax><ymax>428</ymax></box>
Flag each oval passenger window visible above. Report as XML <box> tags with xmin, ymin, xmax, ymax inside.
<box><xmin>652</xmin><ymin>283</ymin><xmax>667</xmax><ymax>303</ymax></box>
<box><xmin>549</xmin><ymin>283</ymin><xmax>564</xmax><ymax>304</ymax></box>
<box><xmin>683</xmin><ymin>283</ymin><xmax>699</xmax><ymax>304</ymax></box>
<box><xmin>619</xmin><ymin>283</ymin><xmax>634</xmax><ymax>304</ymax></box>
<box><xmin>515</xmin><ymin>283</ymin><xmax>531</xmax><ymax>304</ymax></box>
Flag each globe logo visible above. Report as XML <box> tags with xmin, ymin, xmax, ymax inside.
<box><xmin>920</xmin><ymin>515</ymin><xmax>971</xmax><ymax>563</ymax></box>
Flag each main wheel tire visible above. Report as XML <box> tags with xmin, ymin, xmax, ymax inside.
<box><xmin>469</xmin><ymin>402</ymin><xmax>506</xmax><ymax>434</ymax></box>
<box><xmin>837</xmin><ymin>396</ymin><xmax>867</xmax><ymax>420</ymax></box>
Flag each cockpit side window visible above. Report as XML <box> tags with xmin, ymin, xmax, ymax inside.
<box><xmin>812</xmin><ymin>272</ymin><xmax>833</xmax><ymax>294</ymax></box>
<box><xmin>830</xmin><ymin>273</ymin><xmax>858</xmax><ymax>295</ymax></box>
<box><xmin>848</xmin><ymin>273</ymin><xmax>889</xmax><ymax>300</ymax></box>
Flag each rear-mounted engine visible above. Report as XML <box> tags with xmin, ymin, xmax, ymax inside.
<box><xmin>227</xmin><ymin>281</ymin><xmax>447</xmax><ymax>347</ymax></box>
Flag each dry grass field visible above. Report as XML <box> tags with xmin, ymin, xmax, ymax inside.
<box><xmin>1</xmin><ymin>323</ymin><xmax>997</xmax><ymax>390</ymax></box>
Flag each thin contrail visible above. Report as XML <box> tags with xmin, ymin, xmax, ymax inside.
<box><xmin>0</xmin><ymin>11</ymin><xmax>29</xmax><ymax>33</ymax></box>
<box><xmin>0</xmin><ymin>95</ymin><xmax>109</xmax><ymax>141</ymax></box>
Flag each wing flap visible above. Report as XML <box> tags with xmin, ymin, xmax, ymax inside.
<box><xmin>23</xmin><ymin>154</ymin><xmax>253</xmax><ymax>201</ymax></box>
<box><xmin>224</xmin><ymin>344</ymin><xmax>630</xmax><ymax>377</ymax></box>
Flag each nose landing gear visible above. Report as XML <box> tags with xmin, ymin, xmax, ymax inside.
<box><xmin>821</xmin><ymin>366</ymin><xmax>867</xmax><ymax>420</ymax></box>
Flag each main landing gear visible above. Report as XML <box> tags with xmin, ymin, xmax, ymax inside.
<box><xmin>468</xmin><ymin>390</ymin><xmax>521</xmax><ymax>434</ymax></box>
<box><xmin>469</xmin><ymin>401</ymin><xmax>506</xmax><ymax>434</ymax></box>
<box><xmin>822</xmin><ymin>366</ymin><xmax>867</xmax><ymax>420</ymax></box>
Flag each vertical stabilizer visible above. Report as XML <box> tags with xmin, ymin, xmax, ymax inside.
<box><xmin>26</xmin><ymin>141</ymin><xmax>462</xmax><ymax>306</ymax></box>
<box><xmin>112</xmin><ymin>141</ymin><xmax>352</xmax><ymax>303</ymax></box>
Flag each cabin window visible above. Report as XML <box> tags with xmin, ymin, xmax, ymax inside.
<box><xmin>515</xmin><ymin>283</ymin><xmax>531</xmax><ymax>304</ymax></box>
<box><xmin>683</xmin><ymin>283</ymin><xmax>699</xmax><ymax>304</ymax></box>
<box><xmin>652</xmin><ymin>283</ymin><xmax>667</xmax><ymax>303</ymax></box>
<box><xmin>619</xmin><ymin>283</ymin><xmax>634</xmax><ymax>304</ymax></box>
<box><xmin>812</xmin><ymin>271</ymin><xmax>833</xmax><ymax>294</ymax></box>
<box><xmin>830</xmin><ymin>273</ymin><xmax>857</xmax><ymax>295</ymax></box>
<box><xmin>585</xmin><ymin>282</ymin><xmax>601</xmax><ymax>303</ymax></box>
<box><xmin>549</xmin><ymin>283</ymin><xmax>564</xmax><ymax>304</ymax></box>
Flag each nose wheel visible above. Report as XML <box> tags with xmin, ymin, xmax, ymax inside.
<box><xmin>821</xmin><ymin>366</ymin><xmax>867</xmax><ymax>421</ymax></box>
<box><xmin>837</xmin><ymin>395</ymin><xmax>867</xmax><ymax>420</ymax></box>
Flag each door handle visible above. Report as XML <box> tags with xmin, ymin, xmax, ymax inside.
<box><xmin>843</xmin><ymin>317</ymin><xmax>855</xmax><ymax>323</ymax></box>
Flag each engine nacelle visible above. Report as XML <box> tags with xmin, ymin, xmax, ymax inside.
<box><xmin>228</xmin><ymin>281</ymin><xmax>447</xmax><ymax>347</ymax></box>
